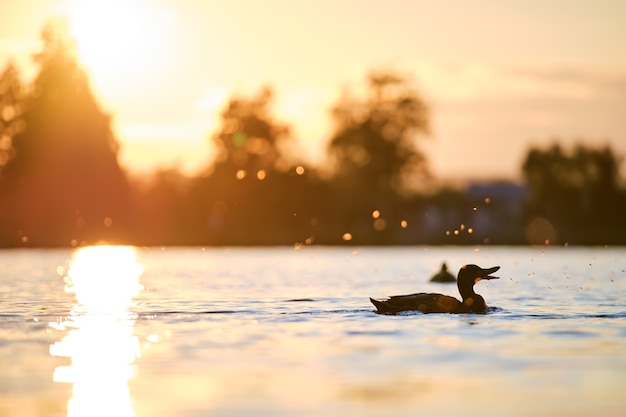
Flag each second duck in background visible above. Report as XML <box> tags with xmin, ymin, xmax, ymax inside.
<box><xmin>430</xmin><ymin>262</ymin><xmax>456</xmax><ymax>283</ymax></box>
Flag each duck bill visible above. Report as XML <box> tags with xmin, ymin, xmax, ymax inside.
<box><xmin>481</xmin><ymin>266</ymin><xmax>500</xmax><ymax>280</ymax></box>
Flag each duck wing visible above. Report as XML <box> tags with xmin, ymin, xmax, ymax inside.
<box><xmin>370</xmin><ymin>293</ymin><xmax>461</xmax><ymax>314</ymax></box>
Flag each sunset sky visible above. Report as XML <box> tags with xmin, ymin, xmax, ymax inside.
<box><xmin>1</xmin><ymin>0</ymin><xmax>625</xmax><ymax>180</ymax></box>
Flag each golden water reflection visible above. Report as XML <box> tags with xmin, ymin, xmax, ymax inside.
<box><xmin>50</xmin><ymin>246</ymin><xmax>144</xmax><ymax>417</ymax></box>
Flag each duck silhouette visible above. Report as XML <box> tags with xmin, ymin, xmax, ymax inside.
<box><xmin>370</xmin><ymin>264</ymin><xmax>500</xmax><ymax>314</ymax></box>
<box><xmin>429</xmin><ymin>262</ymin><xmax>456</xmax><ymax>283</ymax></box>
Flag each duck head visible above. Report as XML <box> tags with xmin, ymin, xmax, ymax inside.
<box><xmin>456</xmin><ymin>264</ymin><xmax>500</xmax><ymax>312</ymax></box>
<box><xmin>457</xmin><ymin>264</ymin><xmax>500</xmax><ymax>297</ymax></box>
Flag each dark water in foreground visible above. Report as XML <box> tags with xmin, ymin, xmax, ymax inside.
<box><xmin>1</xmin><ymin>246</ymin><xmax>625</xmax><ymax>417</ymax></box>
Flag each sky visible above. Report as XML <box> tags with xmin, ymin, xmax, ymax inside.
<box><xmin>1</xmin><ymin>0</ymin><xmax>625</xmax><ymax>181</ymax></box>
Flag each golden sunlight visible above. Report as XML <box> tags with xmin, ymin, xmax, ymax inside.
<box><xmin>63</xmin><ymin>245</ymin><xmax>143</xmax><ymax>313</ymax></box>
<box><xmin>66</xmin><ymin>0</ymin><xmax>167</xmax><ymax>77</ymax></box>
<box><xmin>50</xmin><ymin>245</ymin><xmax>144</xmax><ymax>417</ymax></box>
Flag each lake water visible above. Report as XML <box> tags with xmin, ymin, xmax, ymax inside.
<box><xmin>1</xmin><ymin>245</ymin><xmax>625</xmax><ymax>417</ymax></box>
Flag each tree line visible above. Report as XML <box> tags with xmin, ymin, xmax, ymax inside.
<box><xmin>1</xmin><ymin>23</ymin><xmax>625</xmax><ymax>247</ymax></box>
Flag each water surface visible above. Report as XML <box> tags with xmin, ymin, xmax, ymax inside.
<box><xmin>1</xmin><ymin>246</ymin><xmax>625</xmax><ymax>416</ymax></box>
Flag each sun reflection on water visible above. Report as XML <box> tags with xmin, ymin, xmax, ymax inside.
<box><xmin>50</xmin><ymin>246</ymin><xmax>144</xmax><ymax>417</ymax></box>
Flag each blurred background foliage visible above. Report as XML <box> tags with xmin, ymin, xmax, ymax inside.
<box><xmin>1</xmin><ymin>23</ymin><xmax>624</xmax><ymax>247</ymax></box>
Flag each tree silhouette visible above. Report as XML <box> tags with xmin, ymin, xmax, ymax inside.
<box><xmin>0</xmin><ymin>21</ymin><xmax>131</xmax><ymax>246</ymax></box>
<box><xmin>325</xmin><ymin>71</ymin><xmax>430</xmax><ymax>243</ymax></box>
<box><xmin>0</xmin><ymin>62</ymin><xmax>25</xmax><ymax>171</ymax></box>
<box><xmin>132</xmin><ymin>167</ymin><xmax>191</xmax><ymax>245</ymax></box>
<box><xmin>328</xmin><ymin>71</ymin><xmax>430</xmax><ymax>196</ymax></box>
<box><xmin>170</xmin><ymin>87</ymin><xmax>338</xmax><ymax>245</ymax></box>
<box><xmin>211</xmin><ymin>87</ymin><xmax>291</xmax><ymax>174</ymax></box>
<box><xmin>522</xmin><ymin>142</ymin><xmax>625</xmax><ymax>244</ymax></box>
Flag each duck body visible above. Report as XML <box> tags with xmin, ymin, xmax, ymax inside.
<box><xmin>370</xmin><ymin>264</ymin><xmax>500</xmax><ymax>314</ymax></box>
<box><xmin>430</xmin><ymin>262</ymin><xmax>456</xmax><ymax>283</ymax></box>
<box><xmin>370</xmin><ymin>293</ymin><xmax>463</xmax><ymax>314</ymax></box>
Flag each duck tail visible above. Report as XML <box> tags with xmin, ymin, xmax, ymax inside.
<box><xmin>369</xmin><ymin>297</ymin><xmax>397</xmax><ymax>314</ymax></box>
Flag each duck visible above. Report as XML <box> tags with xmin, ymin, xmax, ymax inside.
<box><xmin>370</xmin><ymin>264</ymin><xmax>500</xmax><ymax>314</ymax></box>
<box><xmin>430</xmin><ymin>262</ymin><xmax>456</xmax><ymax>283</ymax></box>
